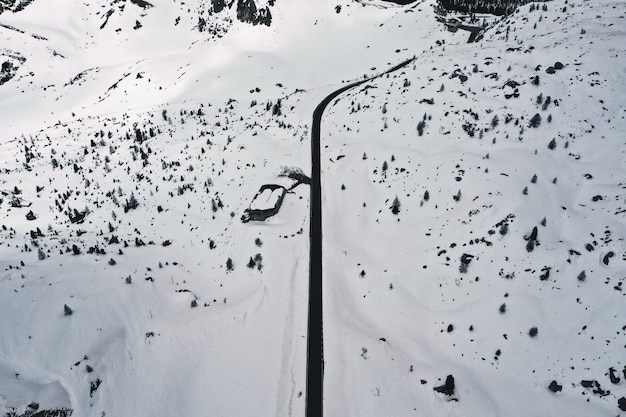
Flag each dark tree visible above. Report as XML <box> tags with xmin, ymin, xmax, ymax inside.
<box><xmin>529</xmin><ymin>113</ymin><xmax>542</xmax><ymax>128</ymax></box>
<box><xmin>391</xmin><ymin>196</ymin><xmax>401</xmax><ymax>215</ymax></box>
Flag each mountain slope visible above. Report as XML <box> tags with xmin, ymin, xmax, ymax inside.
<box><xmin>0</xmin><ymin>0</ymin><xmax>624</xmax><ymax>416</ymax></box>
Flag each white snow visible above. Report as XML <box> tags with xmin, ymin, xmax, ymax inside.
<box><xmin>0</xmin><ymin>0</ymin><xmax>625</xmax><ymax>416</ymax></box>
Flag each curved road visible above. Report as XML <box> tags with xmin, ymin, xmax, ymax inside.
<box><xmin>306</xmin><ymin>56</ymin><xmax>416</xmax><ymax>417</ymax></box>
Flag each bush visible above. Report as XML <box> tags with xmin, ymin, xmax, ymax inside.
<box><xmin>528</xmin><ymin>327</ymin><xmax>538</xmax><ymax>337</ymax></box>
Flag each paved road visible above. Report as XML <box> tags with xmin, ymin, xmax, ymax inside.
<box><xmin>306</xmin><ymin>56</ymin><xmax>416</xmax><ymax>417</ymax></box>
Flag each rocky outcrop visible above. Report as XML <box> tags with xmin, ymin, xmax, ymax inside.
<box><xmin>212</xmin><ymin>0</ymin><xmax>226</xmax><ymax>13</ymax></box>
<box><xmin>236</xmin><ymin>0</ymin><xmax>272</xmax><ymax>26</ymax></box>
<box><xmin>0</xmin><ymin>0</ymin><xmax>36</xmax><ymax>14</ymax></box>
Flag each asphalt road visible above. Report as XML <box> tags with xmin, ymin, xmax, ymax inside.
<box><xmin>306</xmin><ymin>56</ymin><xmax>416</xmax><ymax>417</ymax></box>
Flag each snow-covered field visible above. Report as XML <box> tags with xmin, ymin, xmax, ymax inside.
<box><xmin>0</xmin><ymin>0</ymin><xmax>624</xmax><ymax>416</ymax></box>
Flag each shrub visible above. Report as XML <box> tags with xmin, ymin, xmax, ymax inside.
<box><xmin>528</xmin><ymin>327</ymin><xmax>538</xmax><ymax>337</ymax></box>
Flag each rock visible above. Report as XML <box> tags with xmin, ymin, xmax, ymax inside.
<box><xmin>554</xmin><ymin>61</ymin><xmax>564</xmax><ymax>70</ymax></box>
<box><xmin>434</xmin><ymin>375</ymin><xmax>455</xmax><ymax>396</ymax></box>
<box><xmin>236</xmin><ymin>0</ymin><xmax>272</xmax><ymax>26</ymax></box>
<box><xmin>602</xmin><ymin>251</ymin><xmax>614</xmax><ymax>265</ymax></box>
<box><xmin>609</xmin><ymin>367</ymin><xmax>621</xmax><ymax>384</ymax></box>
<box><xmin>548</xmin><ymin>380</ymin><xmax>562</xmax><ymax>393</ymax></box>
<box><xmin>618</xmin><ymin>397</ymin><xmax>626</xmax><ymax>411</ymax></box>
<box><xmin>546</xmin><ymin>66</ymin><xmax>555</xmax><ymax>74</ymax></box>
<box><xmin>581</xmin><ymin>380</ymin><xmax>595</xmax><ymax>388</ymax></box>
<box><xmin>212</xmin><ymin>0</ymin><xmax>226</xmax><ymax>12</ymax></box>
<box><xmin>460</xmin><ymin>253</ymin><xmax>474</xmax><ymax>265</ymax></box>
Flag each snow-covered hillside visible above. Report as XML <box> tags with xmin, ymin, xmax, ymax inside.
<box><xmin>0</xmin><ymin>0</ymin><xmax>624</xmax><ymax>416</ymax></box>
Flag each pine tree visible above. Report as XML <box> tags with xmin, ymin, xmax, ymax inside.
<box><xmin>391</xmin><ymin>196</ymin><xmax>401</xmax><ymax>215</ymax></box>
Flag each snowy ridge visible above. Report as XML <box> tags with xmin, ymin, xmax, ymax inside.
<box><xmin>0</xmin><ymin>0</ymin><xmax>625</xmax><ymax>416</ymax></box>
